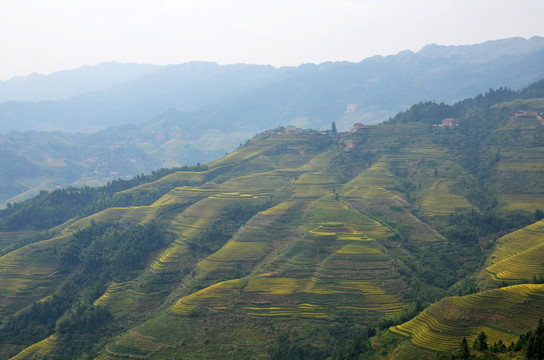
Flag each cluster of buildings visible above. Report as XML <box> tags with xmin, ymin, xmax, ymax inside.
<box><xmin>515</xmin><ymin>110</ymin><xmax>544</xmax><ymax>124</ymax></box>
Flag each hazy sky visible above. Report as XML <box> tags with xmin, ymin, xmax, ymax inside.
<box><xmin>1</xmin><ymin>0</ymin><xmax>543</xmax><ymax>80</ymax></box>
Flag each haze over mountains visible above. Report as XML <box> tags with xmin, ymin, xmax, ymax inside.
<box><xmin>1</xmin><ymin>36</ymin><xmax>544</xmax><ymax>133</ymax></box>
<box><xmin>0</xmin><ymin>36</ymin><xmax>543</xmax><ymax>206</ymax></box>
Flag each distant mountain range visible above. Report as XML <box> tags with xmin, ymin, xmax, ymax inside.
<box><xmin>0</xmin><ymin>36</ymin><xmax>543</xmax><ymax>205</ymax></box>
<box><xmin>1</xmin><ymin>36</ymin><xmax>543</xmax><ymax>133</ymax></box>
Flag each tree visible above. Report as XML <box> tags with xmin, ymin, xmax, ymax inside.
<box><xmin>331</xmin><ymin>121</ymin><xmax>337</xmax><ymax>133</ymax></box>
<box><xmin>535</xmin><ymin>209</ymin><xmax>544</xmax><ymax>222</ymax></box>
<box><xmin>459</xmin><ymin>337</ymin><xmax>470</xmax><ymax>359</ymax></box>
<box><xmin>473</xmin><ymin>331</ymin><xmax>488</xmax><ymax>351</ymax></box>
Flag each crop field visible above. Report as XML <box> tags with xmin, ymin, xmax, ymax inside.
<box><xmin>295</xmin><ymin>173</ymin><xmax>338</xmax><ymax>185</ymax></box>
<box><xmin>261</xmin><ymin>200</ymin><xmax>298</xmax><ymax>215</ymax></box>
<box><xmin>406</xmin><ymin>147</ymin><xmax>447</xmax><ymax>156</ymax></box>
<box><xmin>207</xmin><ymin>142</ymin><xmax>275</xmax><ymax>167</ymax></box>
<box><xmin>166</xmin><ymin>275</ymin><xmax>404</xmax><ymax>321</ymax></box>
<box><xmin>0</xmin><ymin>243</ymin><xmax>57</xmax><ymax>277</ymax></box>
<box><xmin>217</xmin><ymin>171</ymin><xmax>292</xmax><ymax>192</ymax></box>
<box><xmin>207</xmin><ymin>135</ymin><xmax>311</xmax><ymax>168</ymax></box>
<box><xmin>0</xmin><ymin>231</ymin><xmax>36</xmax><ymax>250</ymax></box>
<box><xmin>308</xmin><ymin>200</ymin><xmax>393</xmax><ymax>238</ymax></box>
<box><xmin>337</xmin><ymin>243</ymin><xmax>382</xmax><ymax>254</ymax></box>
<box><xmin>150</xmin><ymin>242</ymin><xmax>192</xmax><ymax>271</ymax></box>
<box><xmin>298</xmin><ymin>150</ymin><xmax>335</xmax><ymax>171</ymax></box>
<box><xmin>293</xmin><ymin>183</ymin><xmax>334</xmax><ymax>198</ymax></box>
<box><xmin>167</xmin><ymin>197</ymin><xmax>230</xmax><ymax>237</ymax></box>
<box><xmin>294</xmin><ymin>172</ymin><xmax>338</xmax><ymax>198</ymax></box>
<box><xmin>94</xmin><ymin>281</ymin><xmax>144</xmax><ymax>316</ymax></box>
<box><xmin>341</xmin><ymin>161</ymin><xmax>396</xmax><ymax>199</ymax></box>
<box><xmin>0</xmin><ymin>236</ymin><xmax>61</xmax><ymax>278</ymax></box>
<box><xmin>152</xmin><ymin>196</ymin><xmax>227</xmax><ymax>270</ymax></box>
<box><xmin>122</xmin><ymin>170</ymin><xmax>208</xmax><ymax>194</ymax></box>
<box><xmin>487</xmin><ymin>243</ymin><xmax>544</xmax><ymax>281</ymax></box>
<box><xmin>383</xmin><ymin>145</ymin><xmax>446</xmax><ymax>166</ymax></box>
<box><xmin>243</xmin><ymin>277</ymin><xmax>403</xmax><ymax>316</ymax></box>
<box><xmin>150</xmin><ymin>185</ymin><xmax>216</xmax><ymax>206</ymax></box>
<box><xmin>102</xmin><ymin>328</ymin><xmax>162</xmax><ymax>359</ymax></box>
<box><xmin>498</xmin><ymin>161</ymin><xmax>544</xmax><ymax>171</ymax></box>
<box><xmin>422</xmin><ymin>180</ymin><xmax>471</xmax><ymax>215</ymax></box>
<box><xmin>487</xmin><ymin>220</ymin><xmax>544</xmax><ymax>264</ymax></box>
<box><xmin>9</xmin><ymin>334</ymin><xmax>57</xmax><ymax>360</ymax></box>
<box><xmin>197</xmin><ymin>240</ymin><xmax>269</xmax><ymax>279</ymax></box>
<box><xmin>244</xmin><ymin>303</ymin><xmax>328</xmax><ymax>318</ymax></box>
<box><xmin>256</xmin><ymin>198</ymin><xmax>397</xmax><ymax>279</ymax></box>
<box><xmin>153</xmin><ymin>187</ymin><xmax>267</xmax><ymax>270</ymax></box>
<box><xmin>267</xmin><ymin>152</ymin><xmax>316</xmax><ymax>169</ymax></box>
<box><xmin>99</xmin><ymin>311</ymin><xmax>275</xmax><ymax>360</ymax></box>
<box><xmin>0</xmin><ymin>231</ymin><xmax>76</xmax><ymax>315</ymax></box>
<box><xmin>499</xmin><ymin>145</ymin><xmax>544</xmax><ymax>162</ymax></box>
<box><xmin>244</xmin><ymin>277</ymin><xmax>308</xmax><ymax>295</ymax></box>
<box><xmin>170</xmin><ymin>279</ymin><xmax>244</xmax><ymax>315</ymax></box>
<box><xmin>501</xmin><ymin>194</ymin><xmax>544</xmax><ymax>211</ymax></box>
<box><xmin>62</xmin><ymin>206</ymin><xmax>159</xmax><ymax>232</ymax></box>
<box><xmin>316</xmin><ymin>247</ymin><xmax>393</xmax><ymax>279</ymax></box>
<box><xmin>485</xmin><ymin>220</ymin><xmax>544</xmax><ymax>281</ymax></box>
<box><xmin>390</xmin><ymin>284</ymin><xmax>544</xmax><ymax>353</ymax></box>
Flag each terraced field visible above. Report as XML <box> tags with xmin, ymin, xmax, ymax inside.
<box><xmin>422</xmin><ymin>180</ymin><xmax>471</xmax><ymax>215</ymax></box>
<box><xmin>207</xmin><ymin>135</ymin><xmax>315</xmax><ymax>169</ymax></box>
<box><xmin>294</xmin><ymin>172</ymin><xmax>339</xmax><ymax>198</ymax></box>
<box><xmin>8</xmin><ymin>334</ymin><xmax>57</xmax><ymax>360</ymax></box>
<box><xmin>0</xmin><ymin>231</ymin><xmax>36</xmax><ymax>250</ymax></box>
<box><xmin>307</xmin><ymin>199</ymin><xmax>393</xmax><ymax>238</ymax></box>
<box><xmin>94</xmin><ymin>281</ymin><xmax>145</xmax><ymax>317</ymax></box>
<box><xmin>151</xmin><ymin>199</ymin><xmax>232</xmax><ymax>270</ymax></box>
<box><xmin>501</xmin><ymin>194</ymin><xmax>544</xmax><ymax>211</ymax></box>
<box><xmin>495</xmin><ymin>129</ymin><xmax>544</xmax><ymax>211</ymax></box>
<box><xmin>122</xmin><ymin>170</ymin><xmax>208</xmax><ymax>194</ymax></box>
<box><xmin>63</xmin><ymin>205</ymin><xmax>159</xmax><ymax>232</ymax></box>
<box><xmin>0</xmin><ymin>234</ymin><xmax>70</xmax><ymax>313</ymax></box>
<box><xmin>391</xmin><ymin>284</ymin><xmax>544</xmax><ymax>354</ymax></box>
<box><xmin>196</xmin><ymin>240</ymin><xmax>269</xmax><ymax>279</ymax></box>
<box><xmin>341</xmin><ymin>161</ymin><xmax>396</xmax><ymax>200</ymax></box>
<box><xmin>498</xmin><ymin>161</ymin><xmax>544</xmax><ymax>171</ymax></box>
<box><xmin>4</xmin><ymin>107</ymin><xmax>543</xmax><ymax>360</ymax></box>
<box><xmin>97</xmin><ymin>173</ymin><xmax>406</xmax><ymax>359</ymax></box>
<box><xmin>484</xmin><ymin>219</ymin><xmax>544</xmax><ymax>282</ymax></box>
<box><xmin>97</xmin><ymin>274</ymin><xmax>403</xmax><ymax>359</ymax></box>
<box><xmin>297</xmin><ymin>149</ymin><xmax>336</xmax><ymax>172</ymax></box>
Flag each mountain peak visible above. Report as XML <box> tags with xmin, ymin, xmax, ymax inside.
<box><xmin>417</xmin><ymin>36</ymin><xmax>544</xmax><ymax>60</ymax></box>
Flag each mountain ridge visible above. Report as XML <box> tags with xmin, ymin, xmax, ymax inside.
<box><xmin>1</xmin><ymin>36</ymin><xmax>543</xmax><ymax>133</ymax></box>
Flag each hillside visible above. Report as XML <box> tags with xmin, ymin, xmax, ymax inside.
<box><xmin>1</xmin><ymin>37</ymin><xmax>544</xmax><ymax>207</ymax></box>
<box><xmin>0</xmin><ymin>81</ymin><xmax>543</xmax><ymax>359</ymax></box>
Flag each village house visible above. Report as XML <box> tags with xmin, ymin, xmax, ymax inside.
<box><xmin>441</xmin><ymin>118</ymin><xmax>456</xmax><ymax>127</ymax></box>
<box><xmin>285</xmin><ymin>125</ymin><xmax>297</xmax><ymax>134</ymax></box>
<box><xmin>344</xmin><ymin>140</ymin><xmax>356</xmax><ymax>149</ymax></box>
<box><xmin>352</xmin><ymin>123</ymin><xmax>367</xmax><ymax>132</ymax></box>
<box><xmin>515</xmin><ymin>110</ymin><xmax>538</xmax><ymax>118</ymax></box>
